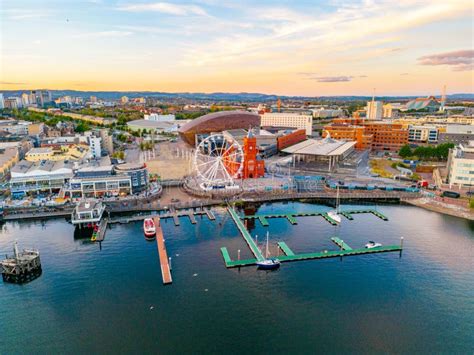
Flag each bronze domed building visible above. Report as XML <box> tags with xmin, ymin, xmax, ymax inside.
<box><xmin>178</xmin><ymin>110</ymin><xmax>260</xmax><ymax>145</ymax></box>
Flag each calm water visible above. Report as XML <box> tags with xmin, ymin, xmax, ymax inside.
<box><xmin>0</xmin><ymin>202</ymin><xmax>473</xmax><ymax>354</ymax></box>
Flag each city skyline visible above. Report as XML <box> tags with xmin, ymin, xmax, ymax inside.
<box><xmin>1</xmin><ymin>0</ymin><xmax>473</xmax><ymax>95</ymax></box>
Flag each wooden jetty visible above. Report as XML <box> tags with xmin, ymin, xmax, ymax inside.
<box><xmin>108</xmin><ymin>208</ymin><xmax>216</xmax><ymax>225</ymax></box>
<box><xmin>153</xmin><ymin>217</ymin><xmax>172</xmax><ymax>284</ymax></box>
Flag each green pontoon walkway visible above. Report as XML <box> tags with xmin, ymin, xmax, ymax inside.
<box><xmin>221</xmin><ymin>237</ymin><xmax>402</xmax><ymax>268</ymax></box>
<box><xmin>227</xmin><ymin>207</ymin><xmax>265</xmax><ymax>262</ymax></box>
<box><xmin>240</xmin><ymin>209</ymin><xmax>388</xmax><ymax>226</ymax></box>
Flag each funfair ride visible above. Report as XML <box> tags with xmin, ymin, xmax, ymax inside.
<box><xmin>193</xmin><ymin>134</ymin><xmax>244</xmax><ymax>191</ymax></box>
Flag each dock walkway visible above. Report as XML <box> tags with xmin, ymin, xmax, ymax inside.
<box><xmin>153</xmin><ymin>218</ymin><xmax>172</xmax><ymax>284</ymax></box>
<box><xmin>240</xmin><ymin>209</ymin><xmax>389</xmax><ymax>227</ymax></box>
<box><xmin>227</xmin><ymin>208</ymin><xmax>264</xmax><ymax>262</ymax></box>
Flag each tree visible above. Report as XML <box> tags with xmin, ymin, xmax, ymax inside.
<box><xmin>399</xmin><ymin>145</ymin><xmax>412</xmax><ymax>158</ymax></box>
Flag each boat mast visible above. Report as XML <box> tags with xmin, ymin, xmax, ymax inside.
<box><xmin>266</xmin><ymin>231</ymin><xmax>269</xmax><ymax>259</ymax></box>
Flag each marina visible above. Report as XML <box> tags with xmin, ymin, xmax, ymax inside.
<box><xmin>0</xmin><ymin>202</ymin><xmax>473</xmax><ymax>353</ymax></box>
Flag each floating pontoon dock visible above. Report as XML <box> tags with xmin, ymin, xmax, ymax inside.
<box><xmin>221</xmin><ymin>207</ymin><xmax>401</xmax><ymax>268</ymax></box>
<box><xmin>240</xmin><ymin>209</ymin><xmax>388</xmax><ymax>227</ymax></box>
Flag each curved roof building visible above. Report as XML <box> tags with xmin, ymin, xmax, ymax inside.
<box><xmin>178</xmin><ymin>110</ymin><xmax>260</xmax><ymax>145</ymax></box>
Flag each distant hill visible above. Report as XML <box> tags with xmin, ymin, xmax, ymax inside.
<box><xmin>0</xmin><ymin>89</ymin><xmax>473</xmax><ymax>102</ymax></box>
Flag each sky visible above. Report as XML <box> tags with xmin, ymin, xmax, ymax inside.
<box><xmin>0</xmin><ymin>0</ymin><xmax>473</xmax><ymax>96</ymax></box>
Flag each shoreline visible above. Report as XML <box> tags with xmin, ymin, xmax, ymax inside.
<box><xmin>403</xmin><ymin>198</ymin><xmax>474</xmax><ymax>221</ymax></box>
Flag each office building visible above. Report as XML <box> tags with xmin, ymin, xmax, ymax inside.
<box><xmin>260</xmin><ymin>112</ymin><xmax>312</xmax><ymax>135</ymax></box>
<box><xmin>120</xmin><ymin>96</ymin><xmax>129</xmax><ymax>104</ymax></box>
<box><xmin>408</xmin><ymin>125</ymin><xmax>439</xmax><ymax>143</ymax></box>
<box><xmin>0</xmin><ymin>93</ymin><xmax>4</xmax><ymax>109</ymax></box>
<box><xmin>366</xmin><ymin>100</ymin><xmax>383</xmax><ymax>120</ymax></box>
<box><xmin>323</xmin><ymin>118</ymin><xmax>408</xmax><ymax>151</ymax></box>
<box><xmin>438</xmin><ymin>125</ymin><xmax>474</xmax><ymax>145</ymax></box>
<box><xmin>447</xmin><ymin>141</ymin><xmax>474</xmax><ymax>187</ymax></box>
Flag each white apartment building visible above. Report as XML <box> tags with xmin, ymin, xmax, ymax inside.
<box><xmin>88</xmin><ymin>136</ymin><xmax>102</xmax><ymax>158</ymax></box>
<box><xmin>408</xmin><ymin>125</ymin><xmax>438</xmax><ymax>143</ymax></box>
<box><xmin>0</xmin><ymin>93</ymin><xmax>4</xmax><ymax>109</ymax></box>
<box><xmin>447</xmin><ymin>141</ymin><xmax>474</xmax><ymax>187</ymax></box>
<box><xmin>366</xmin><ymin>101</ymin><xmax>383</xmax><ymax>120</ymax></box>
<box><xmin>144</xmin><ymin>113</ymin><xmax>176</xmax><ymax>121</ymax></box>
<box><xmin>260</xmin><ymin>112</ymin><xmax>312</xmax><ymax>135</ymax></box>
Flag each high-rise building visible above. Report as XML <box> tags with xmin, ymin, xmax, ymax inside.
<box><xmin>90</xmin><ymin>96</ymin><xmax>98</xmax><ymax>103</ymax></box>
<box><xmin>28</xmin><ymin>92</ymin><xmax>37</xmax><ymax>106</ymax></box>
<box><xmin>99</xmin><ymin>129</ymin><xmax>113</xmax><ymax>155</ymax></box>
<box><xmin>88</xmin><ymin>136</ymin><xmax>102</xmax><ymax>158</ymax></box>
<box><xmin>21</xmin><ymin>93</ymin><xmax>30</xmax><ymax>107</ymax></box>
<box><xmin>366</xmin><ymin>100</ymin><xmax>383</xmax><ymax>120</ymax></box>
<box><xmin>0</xmin><ymin>93</ymin><xmax>4</xmax><ymax>109</ymax></box>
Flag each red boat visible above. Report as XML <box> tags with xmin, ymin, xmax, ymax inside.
<box><xmin>143</xmin><ymin>218</ymin><xmax>156</xmax><ymax>240</ymax></box>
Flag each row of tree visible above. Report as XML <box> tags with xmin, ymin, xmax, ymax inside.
<box><xmin>398</xmin><ymin>143</ymin><xmax>454</xmax><ymax>161</ymax></box>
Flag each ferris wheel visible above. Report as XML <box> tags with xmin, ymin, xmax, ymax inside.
<box><xmin>193</xmin><ymin>134</ymin><xmax>244</xmax><ymax>190</ymax></box>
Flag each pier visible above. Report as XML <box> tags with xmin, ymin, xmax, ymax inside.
<box><xmin>153</xmin><ymin>218</ymin><xmax>172</xmax><ymax>284</ymax></box>
<box><xmin>108</xmin><ymin>208</ymin><xmax>216</xmax><ymax>225</ymax></box>
<box><xmin>240</xmin><ymin>209</ymin><xmax>389</xmax><ymax>227</ymax></box>
<box><xmin>221</xmin><ymin>207</ymin><xmax>401</xmax><ymax>268</ymax></box>
<box><xmin>222</xmin><ymin>237</ymin><xmax>402</xmax><ymax>268</ymax></box>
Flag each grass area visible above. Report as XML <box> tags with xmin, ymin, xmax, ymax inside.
<box><xmin>370</xmin><ymin>160</ymin><xmax>394</xmax><ymax>178</ymax></box>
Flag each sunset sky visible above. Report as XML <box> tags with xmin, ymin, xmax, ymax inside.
<box><xmin>1</xmin><ymin>0</ymin><xmax>473</xmax><ymax>96</ymax></box>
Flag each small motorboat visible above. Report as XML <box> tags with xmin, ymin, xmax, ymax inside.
<box><xmin>365</xmin><ymin>241</ymin><xmax>382</xmax><ymax>249</ymax></box>
<box><xmin>143</xmin><ymin>218</ymin><xmax>156</xmax><ymax>240</ymax></box>
<box><xmin>257</xmin><ymin>258</ymin><xmax>280</xmax><ymax>270</ymax></box>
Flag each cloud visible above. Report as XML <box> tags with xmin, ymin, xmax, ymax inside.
<box><xmin>72</xmin><ymin>31</ymin><xmax>134</xmax><ymax>38</ymax></box>
<box><xmin>5</xmin><ymin>9</ymin><xmax>51</xmax><ymax>20</ymax></box>
<box><xmin>400</xmin><ymin>72</ymin><xmax>409</xmax><ymax>75</ymax></box>
<box><xmin>312</xmin><ymin>76</ymin><xmax>353</xmax><ymax>83</ymax></box>
<box><xmin>117</xmin><ymin>2</ymin><xmax>208</xmax><ymax>16</ymax></box>
<box><xmin>417</xmin><ymin>50</ymin><xmax>474</xmax><ymax>71</ymax></box>
<box><xmin>0</xmin><ymin>81</ymin><xmax>28</xmax><ymax>85</ymax></box>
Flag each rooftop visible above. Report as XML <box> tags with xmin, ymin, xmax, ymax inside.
<box><xmin>282</xmin><ymin>137</ymin><xmax>356</xmax><ymax>156</ymax></box>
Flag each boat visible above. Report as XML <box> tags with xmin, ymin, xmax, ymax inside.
<box><xmin>328</xmin><ymin>186</ymin><xmax>342</xmax><ymax>223</ymax></box>
<box><xmin>143</xmin><ymin>218</ymin><xmax>156</xmax><ymax>240</ymax></box>
<box><xmin>365</xmin><ymin>241</ymin><xmax>382</xmax><ymax>249</ymax></box>
<box><xmin>256</xmin><ymin>232</ymin><xmax>280</xmax><ymax>270</ymax></box>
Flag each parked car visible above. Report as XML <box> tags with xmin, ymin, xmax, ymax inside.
<box><xmin>441</xmin><ymin>191</ymin><xmax>461</xmax><ymax>198</ymax></box>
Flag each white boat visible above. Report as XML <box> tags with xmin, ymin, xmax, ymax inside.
<box><xmin>143</xmin><ymin>218</ymin><xmax>156</xmax><ymax>240</ymax></box>
<box><xmin>328</xmin><ymin>186</ymin><xmax>342</xmax><ymax>223</ymax></box>
<box><xmin>256</xmin><ymin>232</ymin><xmax>280</xmax><ymax>270</ymax></box>
<box><xmin>365</xmin><ymin>241</ymin><xmax>382</xmax><ymax>249</ymax></box>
